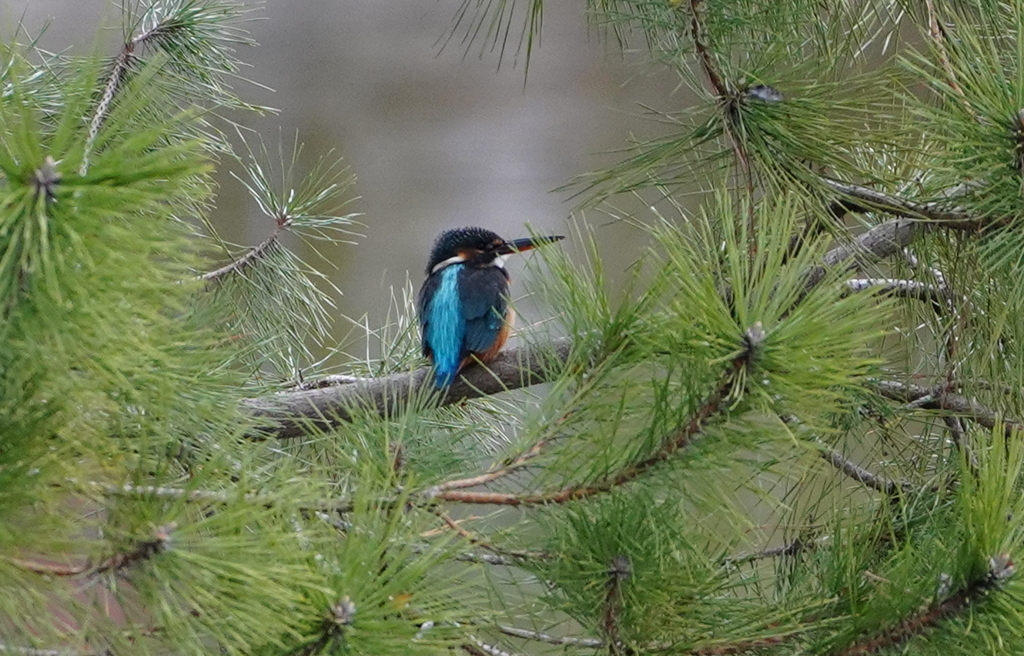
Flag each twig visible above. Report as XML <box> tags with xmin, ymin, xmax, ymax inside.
<box><xmin>602</xmin><ymin>555</ymin><xmax>631</xmax><ymax>656</ymax></box>
<box><xmin>80</xmin><ymin>12</ymin><xmax>184</xmax><ymax>174</ymax></box>
<box><xmin>6</xmin><ymin>558</ymin><xmax>86</xmax><ymax>577</ymax></box>
<box><xmin>429</xmin><ymin>510</ymin><xmax>511</xmax><ymax>558</ymax></box>
<box><xmin>496</xmin><ymin>625</ymin><xmax>604</xmax><ymax>648</ymax></box>
<box><xmin>90</xmin><ymin>525</ymin><xmax>173</xmax><ymax>576</ymax></box>
<box><xmin>426</xmin><ymin>438</ymin><xmax>549</xmax><ymax>494</ymax></box>
<box><xmin>432</xmin><ymin>548</ymin><xmax>539</xmax><ymax>566</ymax></box>
<box><xmin>10</xmin><ymin>525</ymin><xmax>173</xmax><ymax>578</ymax></box>
<box><xmin>433</xmin><ymin>349</ymin><xmax>746</xmax><ymax>506</ymax></box>
<box><xmin>818</xmin><ymin>179</ymin><xmax>979</xmax><ymax>226</ymax></box>
<box><xmin>89</xmin><ymin>481</ymin><xmax>357</xmax><ymax>514</ymax></box>
<box><xmin>686</xmin><ymin>0</ymin><xmax>726</xmax><ymax>96</ymax></box>
<box><xmin>686</xmin><ymin>0</ymin><xmax>756</xmax><ymax>239</ymax></box>
<box><xmin>836</xmin><ymin>554</ymin><xmax>1014</xmax><ymax>655</ymax></box>
<box><xmin>462</xmin><ymin>637</ymin><xmax>521</xmax><ymax>656</ymax></box>
<box><xmin>845</xmin><ymin>278</ymin><xmax>947</xmax><ymax>307</ymax></box>
<box><xmin>0</xmin><ymin>645</ymin><xmax>104</xmax><ymax>656</ymax></box>
<box><xmin>871</xmin><ymin>379</ymin><xmax>1024</xmax><ymax>435</ymax></box>
<box><xmin>200</xmin><ymin>228</ymin><xmax>284</xmax><ymax>283</ymax></box>
<box><xmin>822</xmin><ymin>449</ymin><xmax>914</xmax><ymax>496</ymax></box>
<box><xmin>722</xmin><ymin>535</ymin><xmax>827</xmax><ymax>567</ymax></box>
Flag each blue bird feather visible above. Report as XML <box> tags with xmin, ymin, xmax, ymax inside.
<box><xmin>422</xmin><ymin>264</ymin><xmax>466</xmax><ymax>387</ymax></box>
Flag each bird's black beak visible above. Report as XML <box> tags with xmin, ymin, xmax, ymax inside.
<box><xmin>499</xmin><ymin>235</ymin><xmax>564</xmax><ymax>255</ymax></box>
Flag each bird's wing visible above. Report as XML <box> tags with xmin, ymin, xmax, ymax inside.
<box><xmin>417</xmin><ymin>271</ymin><xmax>444</xmax><ymax>359</ymax></box>
<box><xmin>459</xmin><ymin>266</ymin><xmax>510</xmax><ymax>354</ymax></box>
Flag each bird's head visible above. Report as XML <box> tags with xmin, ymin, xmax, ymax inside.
<box><xmin>425</xmin><ymin>226</ymin><xmax>563</xmax><ymax>275</ymax></box>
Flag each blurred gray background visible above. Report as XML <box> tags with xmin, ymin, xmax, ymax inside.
<box><xmin>2</xmin><ymin>0</ymin><xmax>685</xmax><ymax>359</ymax></box>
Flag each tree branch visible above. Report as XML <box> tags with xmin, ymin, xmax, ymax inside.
<box><xmin>10</xmin><ymin>525</ymin><xmax>173</xmax><ymax>578</ymax></box>
<box><xmin>462</xmin><ymin>638</ymin><xmax>520</xmax><ymax>656</ymax></box>
<box><xmin>496</xmin><ymin>625</ymin><xmax>603</xmax><ymax>649</ymax></box>
<box><xmin>433</xmin><ymin>326</ymin><xmax>763</xmax><ymax>506</ymax></box>
<box><xmin>822</xmin><ymin>449</ymin><xmax>915</xmax><ymax>496</ymax></box>
<box><xmin>836</xmin><ymin>554</ymin><xmax>1014</xmax><ymax>656</ymax></box>
<box><xmin>871</xmin><ymin>379</ymin><xmax>1024</xmax><ymax>435</ymax></box>
<box><xmin>200</xmin><ymin>228</ymin><xmax>285</xmax><ymax>283</ymax></box>
<box><xmin>81</xmin><ymin>9</ymin><xmax>191</xmax><ymax>174</ymax></box>
<box><xmin>722</xmin><ymin>535</ymin><xmax>826</xmax><ymax>567</ymax></box>
<box><xmin>819</xmin><ymin>179</ymin><xmax>979</xmax><ymax>225</ymax></box>
<box><xmin>243</xmin><ymin>337</ymin><xmax>575</xmax><ymax>439</ymax></box>
<box><xmin>845</xmin><ymin>278</ymin><xmax>948</xmax><ymax>307</ymax></box>
<box><xmin>426</xmin><ymin>438</ymin><xmax>549</xmax><ymax>495</ymax></box>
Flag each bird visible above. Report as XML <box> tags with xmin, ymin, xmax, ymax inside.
<box><xmin>417</xmin><ymin>226</ymin><xmax>564</xmax><ymax>388</ymax></box>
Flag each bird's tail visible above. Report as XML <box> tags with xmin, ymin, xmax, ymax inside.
<box><xmin>433</xmin><ymin>363</ymin><xmax>459</xmax><ymax>388</ymax></box>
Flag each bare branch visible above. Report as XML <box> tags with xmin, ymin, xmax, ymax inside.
<box><xmin>243</xmin><ymin>337</ymin><xmax>575</xmax><ymax>440</ymax></box>
<box><xmin>722</xmin><ymin>535</ymin><xmax>828</xmax><ymax>567</ymax></box>
<box><xmin>90</xmin><ymin>481</ymin><xmax>356</xmax><ymax>514</ymax></box>
<box><xmin>462</xmin><ymin>638</ymin><xmax>521</xmax><ymax>656</ymax></box>
<box><xmin>871</xmin><ymin>379</ymin><xmax>1024</xmax><ymax>435</ymax></box>
<box><xmin>822</xmin><ymin>449</ymin><xmax>914</xmax><ymax>496</ymax></box>
<box><xmin>819</xmin><ymin>179</ymin><xmax>979</xmax><ymax>225</ymax></box>
<box><xmin>496</xmin><ymin>625</ymin><xmax>603</xmax><ymax>648</ymax></box>
<box><xmin>845</xmin><ymin>278</ymin><xmax>947</xmax><ymax>306</ymax></box>
<box><xmin>426</xmin><ymin>438</ymin><xmax>549</xmax><ymax>495</ymax></box>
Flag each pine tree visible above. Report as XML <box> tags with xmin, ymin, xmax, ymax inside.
<box><xmin>3</xmin><ymin>1</ymin><xmax>1024</xmax><ymax>655</ymax></box>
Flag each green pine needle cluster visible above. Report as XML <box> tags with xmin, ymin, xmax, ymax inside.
<box><xmin>5</xmin><ymin>0</ymin><xmax>1024</xmax><ymax>655</ymax></box>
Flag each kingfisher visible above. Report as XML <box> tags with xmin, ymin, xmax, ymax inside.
<box><xmin>417</xmin><ymin>227</ymin><xmax>564</xmax><ymax>388</ymax></box>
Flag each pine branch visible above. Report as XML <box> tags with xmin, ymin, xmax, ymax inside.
<box><xmin>200</xmin><ymin>227</ymin><xmax>284</xmax><ymax>283</ymax></box>
<box><xmin>243</xmin><ymin>337</ymin><xmax>575</xmax><ymax>439</ymax></box>
<box><xmin>432</xmin><ymin>327</ymin><xmax>758</xmax><ymax>506</ymax></box>
<box><xmin>10</xmin><ymin>525</ymin><xmax>173</xmax><ymax>578</ymax></box>
<box><xmin>684</xmin><ymin>0</ymin><xmax>755</xmax><ymax>235</ymax></box>
<box><xmin>845</xmin><ymin>278</ymin><xmax>948</xmax><ymax>308</ymax></box>
<box><xmin>82</xmin><ymin>1</ymin><xmax>245</xmax><ymax>173</ymax></box>
<box><xmin>496</xmin><ymin>625</ymin><xmax>603</xmax><ymax>648</ymax></box>
<box><xmin>463</xmin><ymin>638</ymin><xmax>521</xmax><ymax>656</ymax></box>
<box><xmin>601</xmin><ymin>555</ymin><xmax>631</xmax><ymax>656</ymax></box>
<box><xmin>871</xmin><ymin>379</ymin><xmax>1024</xmax><ymax>435</ymax></box>
<box><xmin>822</xmin><ymin>449</ymin><xmax>915</xmax><ymax>496</ymax></box>
<box><xmin>819</xmin><ymin>179</ymin><xmax>980</xmax><ymax>226</ymax></box>
<box><xmin>722</xmin><ymin>535</ymin><xmax>825</xmax><ymax>567</ymax></box>
<box><xmin>836</xmin><ymin>555</ymin><xmax>1015</xmax><ymax>655</ymax></box>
